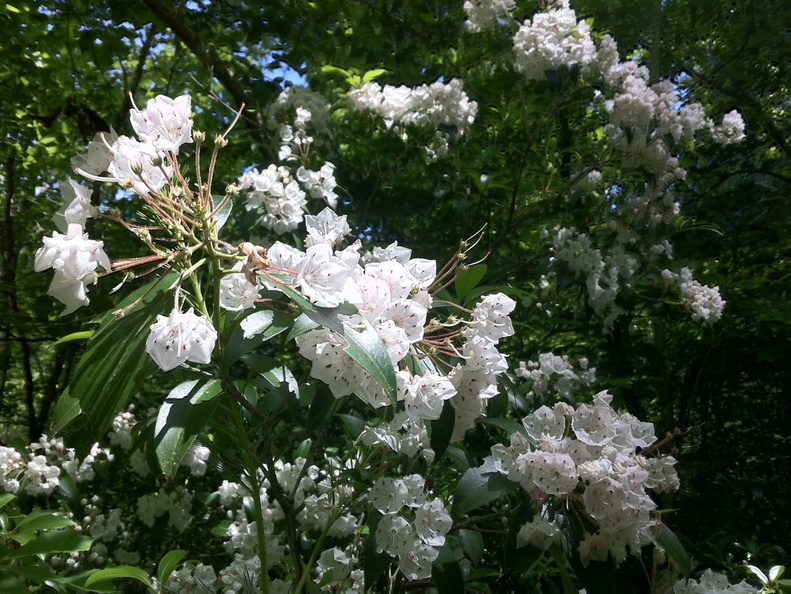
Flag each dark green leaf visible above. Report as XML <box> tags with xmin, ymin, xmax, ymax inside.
<box><xmin>654</xmin><ymin>523</ymin><xmax>691</xmax><ymax>577</ymax></box>
<box><xmin>431</xmin><ymin>543</ymin><xmax>465</xmax><ymax>594</ymax></box>
<box><xmin>58</xmin><ymin>274</ymin><xmax>177</xmax><ymax>455</ymax></box>
<box><xmin>4</xmin><ymin>528</ymin><xmax>92</xmax><ymax>558</ymax></box>
<box><xmin>155</xmin><ymin>380</ymin><xmax>222</xmax><ymax>477</ymax></box>
<box><xmin>343</xmin><ymin>320</ymin><xmax>397</xmax><ymax>406</ymax></box>
<box><xmin>452</xmin><ymin>465</ymin><xmax>518</xmax><ymax>520</ymax></box>
<box><xmin>429</xmin><ymin>400</ymin><xmax>455</xmax><ymax>460</ymax></box>
<box><xmin>455</xmin><ymin>264</ymin><xmax>487</xmax><ymax>302</ymax></box>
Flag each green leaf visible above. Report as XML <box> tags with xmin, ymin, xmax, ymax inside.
<box><xmin>654</xmin><ymin>523</ymin><xmax>691</xmax><ymax>577</ymax></box>
<box><xmin>429</xmin><ymin>400</ymin><xmax>455</xmax><ymax>460</ymax></box>
<box><xmin>84</xmin><ymin>566</ymin><xmax>153</xmax><ymax>589</ymax></box>
<box><xmin>452</xmin><ymin>465</ymin><xmax>518</xmax><ymax>520</ymax></box>
<box><xmin>211</xmin><ymin>195</ymin><xmax>232</xmax><ymax>229</ymax></box>
<box><xmin>0</xmin><ymin>493</ymin><xmax>14</xmax><ymax>510</ymax></box>
<box><xmin>49</xmin><ymin>387</ymin><xmax>81</xmax><ymax>438</ymax></box>
<box><xmin>4</xmin><ymin>528</ymin><xmax>92</xmax><ymax>558</ymax></box>
<box><xmin>0</xmin><ymin>574</ymin><xmax>26</xmax><ymax>594</ymax></box>
<box><xmin>431</xmin><ymin>543</ymin><xmax>465</xmax><ymax>594</ymax></box>
<box><xmin>286</xmin><ymin>312</ymin><xmax>320</xmax><ymax>341</ymax></box>
<box><xmin>157</xmin><ymin>549</ymin><xmax>188</xmax><ymax>585</ymax></box>
<box><xmin>57</xmin><ymin>274</ymin><xmax>177</xmax><ymax>455</ymax></box>
<box><xmin>504</xmin><ymin>502</ymin><xmax>540</xmax><ymax>571</ymax></box>
<box><xmin>479</xmin><ymin>417</ymin><xmax>526</xmax><ymax>438</ymax></box>
<box><xmin>363</xmin><ymin>511</ymin><xmax>391</xmax><ymax>591</ymax></box>
<box><xmin>15</xmin><ymin>510</ymin><xmax>76</xmax><ymax>535</ymax></box>
<box><xmin>307</xmin><ymin>384</ymin><xmax>336</xmax><ymax>432</ymax></box>
<box><xmin>459</xmin><ymin>529</ymin><xmax>484</xmax><ymax>565</ymax></box>
<box><xmin>52</xmin><ymin>330</ymin><xmax>94</xmax><ymax>346</ymax></box>
<box><xmin>343</xmin><ymin>320</ymin><xmax>397</xmax><ymax>406</ymax></box>
<box><xmin>362</xmin><ymin>68</ymin><xmax>387</xmax><ymax>83</ymax></box>
<box><xmin>155</xmin><ymin>380</ymin><xmax>222</xmax><ymax>477</ymax></box>
<box><xmin>223</xmin><ymin>310</ymin><xmax>291</xmax><ymax>365</ymax></box>
<box><xmin>338</xmin><ymin>413</ymin><xmax>365</xmax><ymax>439</ymax></box>
<box><xmin>455</xmin><ymin>264</ymin><xmax>487</xmax><ymax>302</ymax></box>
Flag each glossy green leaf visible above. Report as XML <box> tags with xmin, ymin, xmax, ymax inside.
<box><xmin>452</xmin><ymin>464</ymin><xmax>518</xmax><ymax>520</ymax></box>
<box><xmin>84</xmin><ymin>565</ymin><xmax>153</xmax><ymax>589</ymax></box>
<box><xmin>155</xmin><ymin>379</ymin><xmax>222</xmax><ymax>477</ymax></box>
<box><xmin>57</xmin><ymin>274</ymin><xmax>177</xmax><ymax>455</ymax></box>
<box><xmin>654</xmin><ymin>523</ymin><xmax>691</xmax><ymax>577</ymax></box>
<box><xmin>157</xmin><ymin>549</ymin><xmax>188</xmax><ymax>585</ymax></box>
<box><xmin>343</xmin><ymin>320</ymin><xmax>397</xmax><ymax>406</ymax></box>
<box><xmin>0</xmin><ymin>493</ymin><xmax>14</xmax><ymax>510</ymax></box>
<box><xmin>211</xmin><ymin>194</ymin><xmax>232</xmax><ymax>229</ymax></box>
<box><xmin>3</xmin><ymin>528</ymin><xmax>92</xmax><ymax>558</ymax></box>
<box><xmin>459</xmin><ymin>529</ymin><xmax>484</xmax><ymax>565</ymax></box>
<box><xmin>363</xmin><ymin>511</ymin><xmax>390</xmax><ymax>591</ymax></box>
<box><xmin>455</xmin><ymin>264</ymin><xmax>487</xmax><ymax>302</ymax></box>
<box><xmin>431</xmin><ymin>543</ymin><xmax>465</xmax><ymax>594</ymax></box>
<box><xmin>224</xmin><ymin>310</ymin><xmax>292</xmax><ymax>365</ymax></box>
<box><xmin>15</xmin><ymin>510</ymin><xmax>76</xmax><ymax>535</ymax></box>
<box><xmin>429</xmin><ymin>400</ymin><xmax>455</xmax><ymax>460</ymax></box>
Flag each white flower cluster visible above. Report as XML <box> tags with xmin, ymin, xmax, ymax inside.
<box><xmin>165</xmin><ymin>564</ymin><xmax>218</xmax><ymax>594</ymax></box>
<box><xmin>145</xmin><ymin>307</ymin><xmax>218</xmax><ymax>372</ymax></box>
<box><xmin>238</xmin><ymin>164</ymin><xmax>307</xmax><ymax>234</ymax></box>
<box><xmin>489</xmin><ymin>391</ymin><xmax>679</xmax><ymax>566</ymax></box>
<box><xmin>168</xmin><ymin>456</ymin><xmax>361</xmax><ymax>589</ymax></box>
<box><xmin>516</xmin><ymin>352</ymin><xmax>596</xmax><ymax>400</ymax></box>
<box><xmin>136</xmin><ymin>486</ymin><xmax>194</xmax><ymax>531</ymax></box>
<box><xmin>37</xmin><ymin>95</ymin><xmax>195</xmax><ymax>315</ymax></box>
<box><xmin>596</xmin><ymin>34</ymin><xmax>745</xmax><ymax>183</ymax></box>
<box><xmin>715</xmin><ymin>109</ymin><xmax>747</xmax><ymax>144</ymax></box>
<box><xmin>35</xmin><ymin>181</ymin><xmax>109</xmax><ymax>315</ymax></box>
<box><xmin>0</xmin><ymin>435</ymin><xmax>106</xmax><ymax>496</ymax></box>
<box><xmin>77</xmin><ymin>94</ymin><xmax>192</xmax><ymax>196</ymax></box>
<box><xmin>550</xmin><ymin>226</ymin><xmax>639</xmax><ymax>325</ymax></box>
<box><xmin>237</xmin><ymin>160</ymin><xmax>339</xmax><ymax>233</ymax></box>
<box><xmin>671</xmin><ymin>569</ymin><xmax>759</xmax><ymax>594</ymax></box>
<box><xmin>449</xmin><ymin>292</ymin><xmax>516</xmax><ymax>440</ymax></box>
<box><xmin>512</xmin><ymin>5</ymin><xmax>596</xmax><ymax>80</ymax></box>
<box><xmin>662</xmin><ymin>267</ymin><xmax>726</xmax><ymax>324</ymax></box>
<box><xmin>463</xmin><ymin>0</ymin><xmax>515</xmax><ymax>33</ymax></box>
<box><xmin>349</xmin><ymin>78</ymin><xmax>478</xmax><ymax>133</ymax></box>
<box><xmin>369</xmin><ymin>475</ymin><xmax>453</xmax><ymax>581</ymax></box>
<box><xmin>272</xmin><ymin>210</ymin><xmax>515</xmax><ymax>444</ymax></box>
<box><xmin>268</xmin><ymin>86</ymin><xmax>330</xmax><ymax>163</ymax></box>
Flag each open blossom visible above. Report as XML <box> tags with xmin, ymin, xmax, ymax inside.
<box><xmin>71</xmin><ymin>128</ymin><xmax>118</xmax><ymax>176</ymax></box>
<box><xmin>145</xmin><ymin>308</ymin><xmax>217</xmax><ymax>371</ymax></box>
<box><xmin>53</xmin><ymin>179</ymin><xmax>99</xmax><ymax>232</ymax></box>
<box><xmin>513</xmin><ymin>6</ymin><xmax>596</xmax><ymax>80</ymax></box>
<box><xmin>35</xmin><ymin>222</ymin><xmax>111</xmax><ymax>315</ymax></box>
<box><xmin>130</xmin><ymin>94</ymin><xmax>193</xmax><ymax>154</ymax></box>
<box><xmin>108</xmin><ymin>136</ymin><xmax>173</xmax><ymax>195</ymax></box>
<box><xmin>463</xmin><ymin>0</ymin><xmax>516</xmax><ymax>33</ymax></box>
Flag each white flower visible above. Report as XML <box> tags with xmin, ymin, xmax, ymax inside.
<box><xmin>513</xmin><ymin>7</ymin><xmax>596</xmax><ymax>80</ymax></box>
<box><xmin>375</xmin><ymin>514</ymin><xmax>415</xmax><ymax>556</ymax></box>
<box><xmin>35</xmin><ymin>223</ymin><xmax>111</xmax><ymax>315</ymax></box>
<box><xmin>220</xmin><ymin>264</ymin><xmax>260</xmax><ymax>311</ymax></box>
<box><xmin>413</xmin><ymin>499</ymin><xmax>452</xmax><ymax>546</ymax></box>
<box><xmin>130</xmin><ymin>94</ymin><xmax>193</xmax><ymax>154</ymax></box>
<box><xmin>304</xmin><ymin>207</ymin><xmax>351</xmax><ymax>247</ymax></box>
<box><xmin>145</xmin><ymin>308</ymin><xmax>217</xmax><ymax>371</ymax></box>
<box><xmin>72</xmin><ymin>128</ymin><xmax>118</xmax><ymax>176</ymax></box>
<box><xmin>108</xmin><ymin>136</ymin><xmax>172</xmax><ymax>195</ymax></box>
<box><xmin>53</xmin><ymin>179</ymin><xmax>99</xmax><ymax>232</ymax></box>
